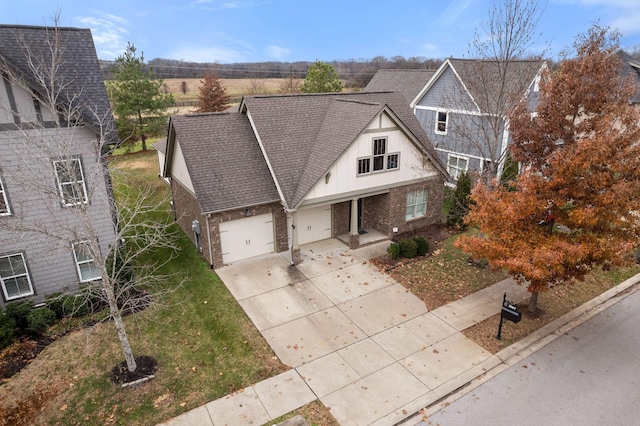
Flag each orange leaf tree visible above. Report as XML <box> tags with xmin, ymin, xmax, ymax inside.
<box><xmin>456</xmin><ymin>25</ymin><xmax>640</xmax><ymax>312</ymax></box>
<box><xmin>197</xmin><ymin>70</ymin><xmax>231</xmax><ymax>113</ymax></box>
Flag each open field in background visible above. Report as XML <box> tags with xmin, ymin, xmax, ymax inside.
<box><xmin>164</xmin><ymin>77</ymin><xmax>294</xmax><ymax>103</ymax></box>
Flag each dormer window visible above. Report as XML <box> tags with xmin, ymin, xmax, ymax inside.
<box><xmin>357</xmin><ymin>137</ymin><xmax>400</xmax><ymax>176</ymax></box>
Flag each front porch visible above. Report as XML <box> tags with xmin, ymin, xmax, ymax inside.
<box><xmin>336</xmin><ymin>228</ymin><xmax>389</xmax><ymax>247</ymax></box>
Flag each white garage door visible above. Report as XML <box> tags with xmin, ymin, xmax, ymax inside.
<box><xmin>297</xmin><ymin>205</ymin><xmax>331</xmax><ymax>245</ymax></box>
<box><xmin>219</xmin><ymin>213</ymin><xmax>274</xmax><ymax>264</ymax></box>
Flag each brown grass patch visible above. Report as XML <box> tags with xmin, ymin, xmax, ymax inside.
<box><xmin>163</xmin><ymin>77</ymin><xmax>290</xmax><ymax>100</ymax></box>
<box><xmin>376</xmin><ymin>229</ymin><xmax>509</xmax><ymax>310</ymax></box>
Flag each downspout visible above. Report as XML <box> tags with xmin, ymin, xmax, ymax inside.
<box><xmin>206</xmin><ymin>213</ymin><xmax>214</xmax><ymax>269</ymax></box>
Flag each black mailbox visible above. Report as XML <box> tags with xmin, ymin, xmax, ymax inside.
<box><xmin>497</xmin><ymin>293</ymin><xmax>522</xmax><ymax>340</ymax></box>
<box><xmin>501</xmin><ymin>303</ymin><xmax>521</xmax><ymax>323</ymax></box>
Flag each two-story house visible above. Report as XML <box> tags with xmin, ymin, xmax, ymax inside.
<box><xmin>367</xmin><ymin>60</ymin><xmax>546</xmax><ymax>182</ymax></box>
<box><xmin>161</xmin><ymin>92</ymin><xmax>449</xmax><ymax>268</ymax></box>
<box><xmin>0</xmin><ymin>25</ymin><xmax>118</xmax><ymax>306</ymax></box>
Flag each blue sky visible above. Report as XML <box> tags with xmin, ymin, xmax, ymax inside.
<box><xmin>1</xmin><ymin>0</ymin><xmax>639</xmax><ymax>63</ymax></box>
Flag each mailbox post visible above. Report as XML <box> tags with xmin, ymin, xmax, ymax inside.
<box><xmin>497</xmin><ymin>292</ymin><xmax>521</xmax><ymax>340</ymax></box>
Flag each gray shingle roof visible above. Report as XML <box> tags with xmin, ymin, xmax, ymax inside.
<box><xmin>0</xmin><ymin>25</ymin><xmax>118</xmax><ymax>144</ymax></box>
<box><xmin>242</xmin><ymin>91</ymin><xmax>447</xmax><ymax>208</ymax></box>
<box><xmin>617</xmin><ymin>50</ymin><xmax>640</xmax><ymax>104</ymax></box>
<box><xmin>169</xmin><ymin>112</ymin><xmax>280</xmax><ymax>213</ymax></box>
<box><xmin>448</xmin><ymin>58</ymin><xmax>544</xmax><ymax>112</ymax></box>
<box><xmin>364</xmin><ymin>69</ymin><xmax>436</xmax><ymax>103</ymax></box>
<box><xmin>152</xmin><ymin>138</ymin><xmax>167</xmax><ymax>154</ymax></box>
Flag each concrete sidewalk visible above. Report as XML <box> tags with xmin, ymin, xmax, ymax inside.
<box><xmin>160</xmin><ymin>239</ymin><xmax>555</xmax><ymax>426</ymax></box>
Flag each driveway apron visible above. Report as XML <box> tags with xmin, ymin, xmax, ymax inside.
<box><xmin>215</xmin><ymin>239</ymin><xmax>499</xmax><ymax>425</ymax></box>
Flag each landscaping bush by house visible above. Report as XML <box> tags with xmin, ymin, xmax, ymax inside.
<box><xmin>399</xmin><ymin>238</ymin><xmax>418</xmax><ymax>258</ymax></box>
<box><xmin>27</xmin><ymin>308</ymin><xmax>57</xmax><ymax>333</ymax></box>
<box><xmin>0</xmin><ymin>312</ymin><xmax>16</xmax><ymax>350</ymax></box>
<box><xmin>387</xmin><ymin>242</ymin><xmax>400</xmax><ymax>259</ymax></box>
<box><xmin>413</xmin><ymin>235</ymin><xmax>429</xmax><ymax>256</ymax></box>
<box><xmin>5</xmin><ymin>300</ymin><xmax>34</xmax><ymax>329</ymax></box>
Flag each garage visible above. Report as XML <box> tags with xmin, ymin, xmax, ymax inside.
<box><xmin>297</xmin><ymin>205</ymin><xmax>332</xmax><ymax>245</ymax></box>
<box><xmin>219</xmin><ymin>213</ymin><xmax>274</xmax><ymax>264</ymax></box>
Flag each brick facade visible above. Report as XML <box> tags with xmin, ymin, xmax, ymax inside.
<box><xmin>171</xmin><ymin>180</ymin><xmax>210</xmax><ymax>263</ymax></box>
<box><xmin>332</xmin><ymin>201</ymin><xmax>350</xmax><ymax>237</ymax></box>
<box><xmin>173</xmin><ymin>175</ymin><xmax>444</xmax><ymax>266</ymax></box>
<box><xmin>362</xmin><ymin>193</ymin><xmax>390</xmax><ymax>232</ymax></box>
<box><xmin>171</xmin><ymin>179</ymin><xmax>288</xmax><ymax>269</ymax></box>
<box><xmin>386</xmin><ymin>176</ymin><xmax>444</xmax><ymax>235</ymax></box>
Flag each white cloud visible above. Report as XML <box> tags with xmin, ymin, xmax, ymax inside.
<box><xmin>74</xmin><ymin>13</ymin><xmax>129</xmax><ymax>59</ymax></box>
<box><xmin>265</xmin><ymin>45</ymin><xmax>290</xmax><ymax>60</ymax></box>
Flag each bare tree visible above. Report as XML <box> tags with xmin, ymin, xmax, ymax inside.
<box><xmin>278</xmin><ymin>69</ymin><xmax>302</xmax><ymax>94</ymax></box>
<box><xmin>440</xmin><ymin>0</ymin><xmax>546</xmax><ymax>184</ymax></box>
<box><xmin>245</xmin><ymin>78</ymin><xmax>266</xmax><ymax>95</ymax></box>
<box><xmin>0</xmin><ymin>22</ymin><xmax>181</xmax><ymax>373</ymax></box>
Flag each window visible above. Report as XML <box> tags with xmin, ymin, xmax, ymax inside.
<box><xmin>406</xmin><ymin>189</ymin><xmax>427</xmax><ymax>221</ymax></box>
<box><xmin>358</xmin><ymin>158</ymin><xmax>371</xmax><ymax>175</ymax></box>
<box><xmin>373</xmin><ymin>138</ymin><xmax>386</xmax><ymax>171</ymax></box>
<box><xmin>0</xmin><ymin>253</ymin><xmax>34</xmax><ymax>301</ymax></box>
<box><xmin>447</xmin><ymin>155</ymin><xmax>468</xmax><ymax>180</ymax></box>
<box><xmin>356</xmin><ymin>137</ymin><xmax>400</xmax><ymax>175</ymax></box>
<box><xmin>0</xmin><ymin>177</ymin><xmax>9</xmax><ymax>216</ymax></box>
<box><xmin>54</xmin><ymin>158</ymin><xmax>88</xmax><ymax>206</ymax></box>
<box><xmin>387</xmin><ymin>153</ymin><xmax>399</xmax><ymax>170</ymax></box>
<box><xmin>72</xmin><ymin>241</ymin><xmax>101</xmax><ymax>282</ymax></box>
<box><xmin>436</xmin><ymin>111</ymin><xmax>448</xmax><ymax>134</ymax></box>
<box><xmin>32</xmin><ymin>91</ymin><xmax>43</xmax><ymax>122</ymax></box>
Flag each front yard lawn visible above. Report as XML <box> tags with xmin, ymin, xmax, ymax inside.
<box><xmin>0</xmin><ymin>152</ymin><xmax>288</xmax><ymax>425</ymax></box>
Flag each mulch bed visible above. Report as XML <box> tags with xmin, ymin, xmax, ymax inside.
<box><xmin>0</xmin><ymin>335</ymin><xmax>55</xmax><ymax>382</ymax></box>
<box><xmin>109</xmin><ymin>355</ymin><xmax>158</xmax><ymax>385</ymax></box>
<box><xmin>371</xmin><ymin>223</ymin><xmax>458</xmax><ymax>270</ymax></box>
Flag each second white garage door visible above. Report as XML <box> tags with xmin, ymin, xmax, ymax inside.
<box><xmin>219</xmin><ymin>213</ymin><xmax>274</xmax><ymax>264</ymax></box>
<box><xmin>297</xmin><ymin>205</ymin><xmax>332</xmax><ymax>245</ymax></box>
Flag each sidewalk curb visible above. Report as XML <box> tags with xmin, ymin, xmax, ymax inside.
<box><xmin>399</xmin><ymin>272</ymin><xmax>640</xmax><ymax>425</ymax></box>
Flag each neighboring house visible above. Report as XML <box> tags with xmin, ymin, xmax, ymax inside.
<box><xmin>364</xmin><ymin>69</ymin><xmax>436</xmax><ymax>103</ymax></box>
<box><xmin>151</xmin><ymin>138</ymin><xmax>170</xmax><ymax>184</ymax></box>
<box><xmin>0</xmin><ymin>25</ymin><xmax>118</xmax><ymax>306</ymax></box>
<box><xmin>410</xmin><ymin>59</ymin><xmax>546</xmax><ymax>181</ymax></box>
<box><xmin>617</xmin><ymin>50</ymin><xmax>640</xmax><ymax>105</ymax></box>
<box><xmin>367</xmin><ymin>60</ymin><xmax>545</xmax><ymax>182</ymax></box>
<box><xmin>161</xmin><ymin>92</ymin><xmax>449</xmax><ymax>268</ymax></box>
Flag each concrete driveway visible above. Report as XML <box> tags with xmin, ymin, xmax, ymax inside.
<box><xmin>215</xmin><ymin>239</ymin><xmax>507</xmax><ymax>425</ymax></box>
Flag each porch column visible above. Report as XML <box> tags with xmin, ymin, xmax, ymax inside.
<box><xmin>287</xmin><ymin>209</ymin><xmax>302</xmax><ymax>265</ymax></box>
<box><xmin>349</xmin><ymin>198</ymin><xmax>360</xmax><ymax>249</ymax></box>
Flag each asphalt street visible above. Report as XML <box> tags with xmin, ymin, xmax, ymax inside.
<box><xmin>422</xmin><ymin>286</ymin><xmax>640</xmax><ymax>426</ymax></box>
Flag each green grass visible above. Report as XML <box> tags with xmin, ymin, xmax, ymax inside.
<box><xmin>0</xmin><ymin>152</ymin><xmax>287</xmax><ymax>426</ymax></box>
